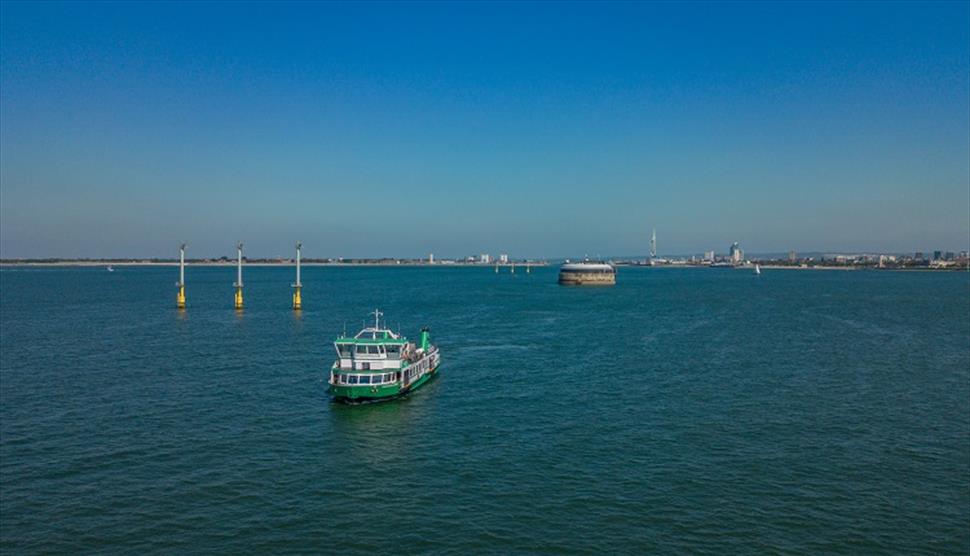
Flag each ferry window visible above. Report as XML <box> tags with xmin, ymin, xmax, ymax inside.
<box><xmin>386</xmin><ymin>345</ymin><xmax>400</xmax><ymax>356</ymax></box>
<box><xmin>348</xmin><ymin>375</ymin><xmax>358</xmax><ymax>384</ymax></box>
<box><xmin>367</xmin><ymin>345</ymin><xmax>379</xmax><ymax>354</ymax></box>
<box><xmin>360</xmin><ymin>362</ymin><xmax>370</xmax><ymax>371</ymax></box>
<box><xmin>359</xmin><ymin>375</ymin><xmax>370</xmax><ymax>384</ymax></box>
<box><xmin>371</xmin><ymin>375</ymin><xmax>381</xmax><ymax>384</ymax></box>
<box><xmin>355</xmin><ymin>345</ymin><xmax>367</xmax><ymax>355</ymax></box>
<box><xmin>385</xmin><ymin>373</ymin><xmax>392</xmax><ymax>382</ymax></box>
<box><xmin>338</xmin><ymin>344</ymin><xmax>352</xmax><ymax>356</ymax></box>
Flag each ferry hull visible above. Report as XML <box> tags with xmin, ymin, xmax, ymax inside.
<box><xmin>331</xmin><ymin>364</ymin><xmax>439</xmax><ymax>404</ymax></box>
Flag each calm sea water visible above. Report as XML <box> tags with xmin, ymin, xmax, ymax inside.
<box><xmin>1</xmin><ymin>266</ymin><xmax>968</xmax><ymax>554</ymax></box>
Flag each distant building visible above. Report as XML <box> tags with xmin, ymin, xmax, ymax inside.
<box><xmin>945</xmin><ymin>251</ymin><xmax>954</xmax><ymax>261</ymax></box>
<box><xmin>499</xmin><ymin>254</ymin><xmax>509</xmax><ymax>263</ymax></box>
<box><xmin>729</xmin><ymin>242</ymin><xmax>743</xmax><ymax>264</ymax></box>
<box><xmin>915</xmin><ymin>252</ymin><xmax>924</xmax><ymax>261</ymax></box>
<box><xmin>703</xmin><ymin>250</ymin><xmax>715</xmax><ymax>262</ymax></box>
<box><xmin>429</xmin><ymin>253</ymin><xmax>435</xmax><ymax>264</ymax></box>
<box><xmin>788</xmin><ymin>250</ymin><xmax>797</xmax><ymax>262</ymax></box>
<box><xmin>933</xmin><ymin>250</ymin><xmax>942</xmax><ymax>261</ymax></box>
<box><xmin>480</xmin><ymin>254</ymin><xmax>491</xmax><ymax>264</ymax></box>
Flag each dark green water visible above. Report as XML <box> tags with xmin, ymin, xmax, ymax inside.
<box><xmin>1</xmin><ymin>266</ymin><xmax>968</xmax><ymax>554</ymax></box>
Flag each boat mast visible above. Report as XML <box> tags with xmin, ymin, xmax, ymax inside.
<box><xmin>372</xmin><ymin>309</ymin><xmax>383</xmax><ymax>329</ymax></box>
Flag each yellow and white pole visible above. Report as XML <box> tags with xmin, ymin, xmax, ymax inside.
<box><xmin>176</xmin><ymin>243</ymin><xmax>186</xmax><ymax>308</ymax></box>
<box><xmin>233</xmin><ymin>242</ymin><xmax>244</xmax><ymax>310</ymax></box>
<box><xmin>292</xmin><ymin>241</ymin><xmax>302</xmax><ymax>310</ymax></box>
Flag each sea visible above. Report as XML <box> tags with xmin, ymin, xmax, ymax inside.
<box><xmin>1</xmin><ymin>265</ymin><xmax>968</xmax><ymax>554</ymax></box>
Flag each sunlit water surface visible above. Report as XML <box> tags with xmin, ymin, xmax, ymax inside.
<box><xmin>1</xmin><ymin>266</ymin><xmax>968</xmax><ymax>554</ymax></box>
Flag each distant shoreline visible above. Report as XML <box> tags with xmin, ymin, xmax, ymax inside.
<box><xmin>1</xmin><ymin>261</ymin><xmax>965</xmax><ymax>272</ymax></box>
<box><xmin>0</xmin><ymin>261</ymin><xmax>547</xmax><ymax>268</ymax></box>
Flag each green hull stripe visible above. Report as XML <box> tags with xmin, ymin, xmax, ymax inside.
<box><xmin>331</xmin><ymin>366</ymin><xmax>438</xmax><ymax>401</ymax></box>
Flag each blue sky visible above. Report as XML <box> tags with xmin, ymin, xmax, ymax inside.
<box><xmin>1</xmin><ymin>1</ymin><xmax>968</xmax><ymax>259</ymax></box>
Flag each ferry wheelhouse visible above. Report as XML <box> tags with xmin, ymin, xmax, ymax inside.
<box><xmin>329</xmin><ymin>310</ymin><xmax>440</xmax><ymax>403</ymax></box>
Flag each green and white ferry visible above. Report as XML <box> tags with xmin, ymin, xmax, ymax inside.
<box><xmin>329</xmin><ymin>310</ymin><xmax>440</xmax><ymax>403</ymax></box>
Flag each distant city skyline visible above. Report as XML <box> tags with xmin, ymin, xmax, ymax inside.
<box><xmin>1</xmin><ymin>1</ymin><xmax>968</xmax><ymax>259</ymax></box>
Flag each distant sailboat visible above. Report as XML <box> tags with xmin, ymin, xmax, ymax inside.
<box><xmin>754</xmin><ymin>264</ymin><xmax>761</xmax><ymax>275</ymax></box>
<box><xmin>106</xmin><ymin>265</ymin><xmax>114</xmax><ymax>272</ymax></box>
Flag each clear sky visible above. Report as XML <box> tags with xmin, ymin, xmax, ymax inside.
<box><xmin>1</xmin><ymin>1</ymin><xmax>968</xmax><ymax>259</ymax></box>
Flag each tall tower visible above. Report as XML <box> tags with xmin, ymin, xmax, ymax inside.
<box><xmin>176</xmin><ymin>243</ymin><xmax>186</xmax><ymax>309</ymax></box>
<box><xmin>233</xmin><ymin>242</ymin><xmax>244</xmax><ymax>310</ymax></box>
<box><xmin>730</xmin><ymin>242</ymin><xmax>742</xmax><ymax>264</ymax></box>
<box><xmin>650</xmin><ymin>228</ymin><xmax>657</xmax><ymax>259</ymax></box>
<box><xmin>292</xmin><ymin>242</ymin><xmax>302</xmax><ymax>310</ymax></box>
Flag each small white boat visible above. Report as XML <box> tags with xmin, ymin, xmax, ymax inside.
<box><xmin>106</xmin><ymin>265</ymin><xmax>114</xmax><ymax>272</ymax></box>
<box><xmin>754</xmin><ymin>264</ymin><xmax>761</xmax><ymax>275</ymax></box>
